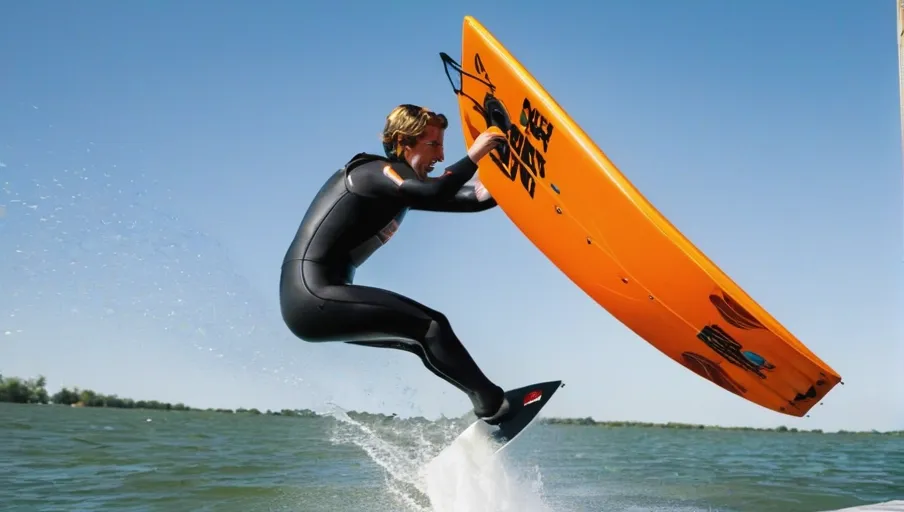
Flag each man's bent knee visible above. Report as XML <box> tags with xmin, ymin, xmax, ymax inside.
<box><xmin>281</xmin><ymin>309</ymin><xmax>319</xmax><ymax>341</ymax></box>
<box><xmin>280</xmin><ymin>291</ymin><xmax>328</xmax><ymax>342</ymax></box>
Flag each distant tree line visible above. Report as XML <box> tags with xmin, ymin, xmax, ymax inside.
<box><xmin>0</xmin><ymin>373</ymin><xmax>318</xmax><ymax>417</ymax></box>
<box><xmin>0</xmin><ymin>374</ymin><xmax>50</xmax><ymax>404</ymax></box>
<box><xmin>1</xmin><ymin>373</ymin><xmax>901</xmax><ymax>436</ymax></box>
<box><xmin>539</xmin><ymin>417</ymin><xmax>903</xmax><ymax>436</ymax></box>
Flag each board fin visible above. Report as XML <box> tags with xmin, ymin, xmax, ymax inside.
<box><xmin>459</xmin><ymin>380</ymin><xmax>563</xmax><ymax>454</ymax></box>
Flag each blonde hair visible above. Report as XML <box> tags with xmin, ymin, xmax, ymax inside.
<box><xmin>381</xmin><ymin>104</ymin><xmax>448</xmax><ymax>158</ymax></box>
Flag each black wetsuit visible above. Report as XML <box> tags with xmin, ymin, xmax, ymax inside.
<box><xmin>280</xmin><ymin>152</ymin><xmax>507</xmax><ymax>420</ymax></box>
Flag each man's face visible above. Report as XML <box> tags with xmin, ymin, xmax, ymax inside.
<box><xmin>405</xmin><ymin>125</ymin><xmax>445</xmax><ymax>179</ymax></box>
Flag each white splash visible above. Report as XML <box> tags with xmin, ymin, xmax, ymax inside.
<box><xmin>423</xmin><ymin>421</ymin><xmax>553</xmax><ymax>512</ymax></box>
<box><xmin>323</xmin><ymin>405</ymin><xmax>554</xmax><ymax>512</ymax></box>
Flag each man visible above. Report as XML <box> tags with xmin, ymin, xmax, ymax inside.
<box><xmin>280</xmin><ymin>104</ymin><xmax>511</xmax><ymax>424</ymax></box>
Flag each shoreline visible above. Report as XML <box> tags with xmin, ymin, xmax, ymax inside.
<box><xmin>3</xmin><ymin>373</ymin><xmax>900</xmax><ymax>436</ymax></box>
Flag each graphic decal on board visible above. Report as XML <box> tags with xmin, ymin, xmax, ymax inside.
<box><xmin>709</xmin><ymin>290</ymin><xmax>765</xmax><ymax>330</ymax></box>
<box><xmin>680</xmin><ymin>351</ymin><xmax>747</xmax><ymax>396</ymax></box>
<box><xmin>440</xmin><ymin>52</ymin><xmax>553</xmax><ymax>201</ymax></box>
<box><xmin>522</xmin><ymin>389</ymin><xmax>542</xmax><ymax>406</ymax></box>
<box><xmin>696</xmin><ymin>324</ymin><xmax>775</xmax><ymax>378</ymax></box>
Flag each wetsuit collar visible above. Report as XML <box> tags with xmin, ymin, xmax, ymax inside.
<box><xmin>381</xmin><ymin>143</ymin><xmax>423</xmax><ymax>179</ymax></box>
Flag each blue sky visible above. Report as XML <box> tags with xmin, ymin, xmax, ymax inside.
<box><xmin>1</xmin><ymin>1</ymin><xmax>901</xmax><ymax>433</ymax></box>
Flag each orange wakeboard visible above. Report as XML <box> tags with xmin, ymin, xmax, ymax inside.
<box><xmin>439</xmin><ymin>16</ymin><xmax>841</xmax><ymax>417</ymax></box>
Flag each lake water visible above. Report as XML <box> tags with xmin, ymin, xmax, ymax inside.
<box><xmin>3</xmin><ymin>403</ymin><xmax>902</xmax><ymax>512</ymax></box>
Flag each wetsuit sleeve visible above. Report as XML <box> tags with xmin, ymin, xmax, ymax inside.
<box><xmin>355</xmin><ymin>156</ymin><xmax>480</xmax><ymax>207</ymax></box>
<box><xmin>410</xmin><ymin>182</ymin><xmax>498</xmax><ymax>212</ymax></box>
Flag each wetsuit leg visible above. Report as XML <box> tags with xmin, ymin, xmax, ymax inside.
<box><xmin>280</xmin><ymin>259</ymin><xmax>505</xmax><ymax>418</ymax></box>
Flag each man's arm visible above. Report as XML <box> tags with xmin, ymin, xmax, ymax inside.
<box><xmin>410</xmin><ymin>180</ymin><xmax>497</xmax><ymax>212</ymax></box>
<box><xmin>351</xmin><ymin>156</ymin><xmax>480</xmax><ymax>206</ymax></box>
